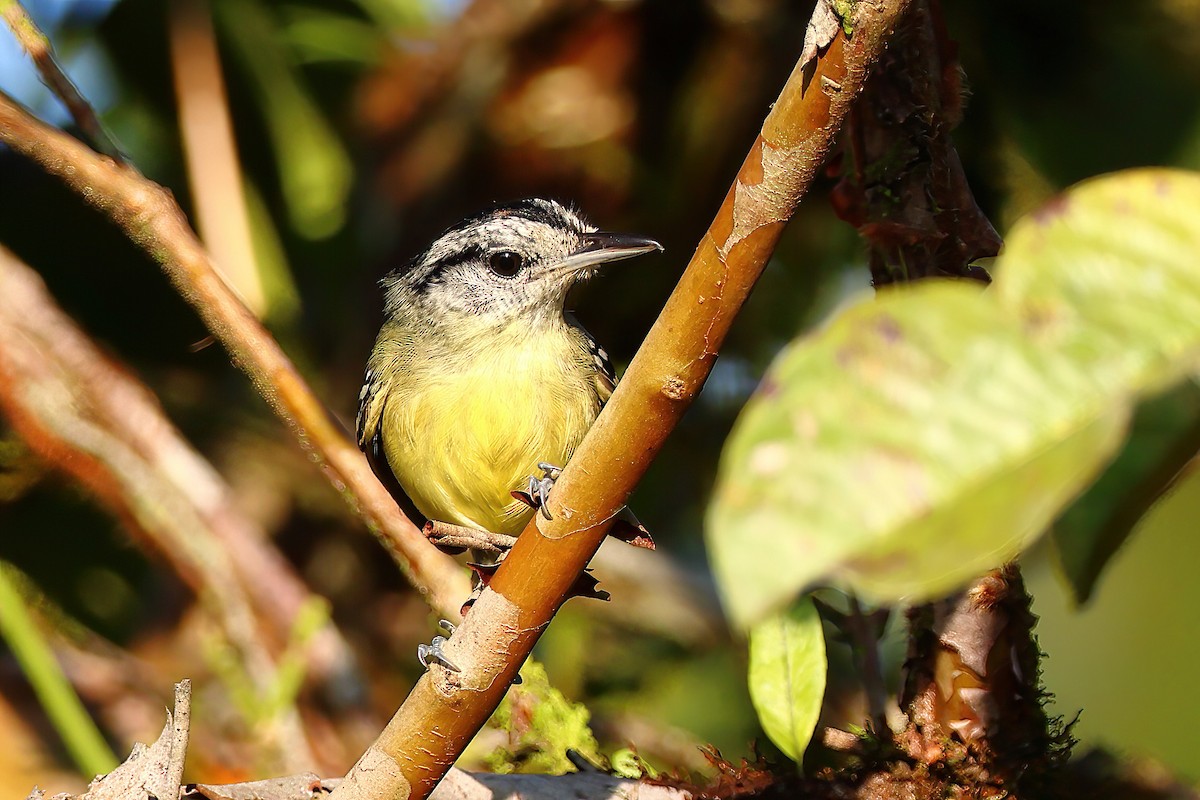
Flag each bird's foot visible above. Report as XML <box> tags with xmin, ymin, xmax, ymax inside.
<box><xmin>512</xmin><ymin>462</ymin><xmax>561</xmax><ymax>520</ymax></box>
<box><xmin>417</xmin><ymin>619</ymin><xmax>460</xmax><ymax>673</ymax></box>
<box><xmin>415</xmin><ymin>616</ymin><xmax>523</xmax><ymax>685</ymax></box>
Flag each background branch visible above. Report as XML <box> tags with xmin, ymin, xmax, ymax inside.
<box><xmin>832</xmin><ymin>0</ymin><xmax>998</xmax><ymax>284</ymax></box>
<box><xmin>0</xmin><ymin>244</ymin><xmax>362</xmax><ymax>712</ymax></box>
<box><xmin>829</xmin><ymin>4</ymin><xmax>1068</xmax><ymax>794</ymax></box>
<box><xmin>168</xmin><ymin>0</ymin><xmax>267</xmax><ymax>316</ymax></box>
<box><xmin>0</xmin><ymin>90</ymin><xmax>471</xmax><ymax>621</ymax></box>
<box><xmin>328</xmin><ymin>3</ymin><xmax>914</xmax><ymax>799</ymax></box>
<box><xmin>0</xmin><ymin>244</ymin><xmax>317</xmax><ymax>771</ymax></box>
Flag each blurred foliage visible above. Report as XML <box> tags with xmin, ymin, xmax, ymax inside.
<box><xmin>710</xmin><ymin>285</ymin><xmax>1126</xmax><ymax>619</ymax></box>
<box><xmin>1</xmin><ymin>0</ymin><xmax>1200</xmax><ymax>790</ymax></box>
<box><xmin>712</xmin><ymin>168</ymin><xmax>1200</xmax><ymax>778</ymax></box>
<box><xmin>0</xmin><ymin>563</ymin><xmax>117</xmax><ymax>776</ymax></box>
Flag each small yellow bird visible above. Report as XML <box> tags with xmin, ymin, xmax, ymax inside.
<box><xmin>357</xmin><ymin>198</ymin><xmax>661</xmax><ymax>543</ymax></box>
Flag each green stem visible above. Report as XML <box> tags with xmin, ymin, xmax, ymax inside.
<box><xmin>0</xmin><ymin>563</ymin><xmax>118</xmax><ymax>776</ymax></box>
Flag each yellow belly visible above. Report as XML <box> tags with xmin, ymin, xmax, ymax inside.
<box><xmin>381</xmin><ymin>342</ymin><xmax>602</xmax><ymax>535</ymax></box>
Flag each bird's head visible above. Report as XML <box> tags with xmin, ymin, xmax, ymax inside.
<box><xmin>384</xmin><ymin>199</ymin><xmax>661</xmax><ymax>329</ymax></box>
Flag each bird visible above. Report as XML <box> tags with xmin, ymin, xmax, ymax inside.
<box><xmin>356</xmin><ymin>198</ymin><xmax>661</xmax><ymax>588</ymax></box>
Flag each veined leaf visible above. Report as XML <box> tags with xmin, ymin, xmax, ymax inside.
<box><xmin>994</xmin><ymin>169</ymin><xmax>1200</xmax><ymax>392</ymax></box>
<box><xmin>747</xmin><ymin>598</ymin><xmax>826</xmax><ymax>763</ymax></box>
<box><xmin>993</xmin><ymin>169</ymin><xmax>1200</xmax><ymax>601</ymax></box>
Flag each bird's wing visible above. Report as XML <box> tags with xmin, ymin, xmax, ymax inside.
<box><xmin>355</xmin><ymin>368</ymin><xmax>384</xmax><ymax>450</ymax></box>
<box><xmin>585</xmin><ymin>331</ymin><xmax>617</xmax><ymax>404</ymax></box>
<box><xmin>357</xmin><ymin>369</ymin><xmax>428</xmax><ymax>526</ymax></box>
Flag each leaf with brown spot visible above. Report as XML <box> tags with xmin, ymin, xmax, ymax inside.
<box><xmin>709</xmin><ymin>169</ymin><xmax>1200</xmax><ymax>627</ymax></box>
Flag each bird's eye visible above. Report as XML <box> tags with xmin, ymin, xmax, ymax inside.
<box><xmin>488</xmin><ymin>251</ymin><xmax>524</xmax><ymax>278</ymax></box>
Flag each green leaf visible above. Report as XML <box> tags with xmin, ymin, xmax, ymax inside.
<box><xmin>996</xmin><ymin>169</ymin><xmax>1200</xmax><ymax>602</ymax></box>
<box><xmin>747</xmin><ymin>598</ymin><xmax>826</xmax><ymax>763</ymax></box>
<box><xmin>243</xmin><ymin>177</ymin><xmax>302</xmax><ymax>326</ymax></box>
<box><xmin>0</xmin><ymin>563</ymin><xmax>118</xmax><ymax>777</ymax></box>
<box><xmin>707</xmin><ymin>168</ymin><xmax>1200</xmax><ymax>628</ymax></box>
<box><xmin>994</xmin><ymin>169</ymin><xmax>1200</xmax><ymax>392</ymax></box>
<box><xmin>708</xmin><ymin>283</ymin><xmax>1128</xmax><ymax>627</ymax></box>
<box><xmin>280</xmin><ymin>8</ymin><xmax>388</xmax><ymax>66</ymax></box>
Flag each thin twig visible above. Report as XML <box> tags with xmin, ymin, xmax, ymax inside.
<box><xmin>328</xmin><ymin>2</ymin><xmax>915</xmax><ymax>798</ymax></box>
<box><xmin>0</xmin><ymin>89</ymin><xmax>471</xmax><ymax>620</ymax></box>
<box><xmin>0</xmin><ymin>0</ymin><xmax>126</xmax><ymax>163</ymax></box>
<box><xmin>157</xmin><ymin>680</ymin><xmax>192</xmax><ymax>800</ymax></box>
<box><xmin>424</xmin><ymin>520</ymin><xmax>517</xmax><ymax>554</ymax></box>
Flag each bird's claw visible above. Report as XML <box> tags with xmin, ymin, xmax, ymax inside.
<box><xmin>526</xmin><ymin>476</ymin><xmax>555</xmax><ymax>520</ymax></box>
<box><xmin>521</xmin><ymin>462</ymin><xmax>561</xmax><ymax>520</ymax></box>
<box><xmin>417</xmin><ymin>620</ymin><xmax>460</xmax><ymax>673</ymax></box>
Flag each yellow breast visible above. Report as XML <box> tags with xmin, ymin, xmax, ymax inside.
<box><xmin>379</xmin><ymin>323</ymin><xmax>603</xmax><ymax>535</ymax></box>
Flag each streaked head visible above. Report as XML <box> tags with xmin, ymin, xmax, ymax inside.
<box><xmin>384</xmin><ymin>199</ymin><xmax>661</xmax><ymax>326</ymax></box>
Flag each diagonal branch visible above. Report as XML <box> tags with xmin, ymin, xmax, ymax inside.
<box><xmin>329</xmin><ymin>3</ymin><xmax>915</xmax><ymax>799</ymax></box>
<box><xmin>0</xmin><ymin>0</ymin><xmax>126</xmax><ymax>163</ymax></box>
<box><xmin>0</xmin><ymin>90</ymin><xmax>471</xmax><ymax>620</ymax></box>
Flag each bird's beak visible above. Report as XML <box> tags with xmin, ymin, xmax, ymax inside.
<box><xmin>555</xmin><ymin>232</ymin><xmax>663</xmax><ymax>277</ymax></box>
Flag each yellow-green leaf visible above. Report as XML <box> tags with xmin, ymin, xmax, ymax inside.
<box><xmin>747</xmin><ymin>599</ymin><xmax>826</xmax><ymax>763</ymax></box>
<box><xmin>994</xmin><ymin>169</ymin><xmax>1200</xmax><ymax>392</ymax></box>
<box><xmin>707</xmin><ymin>284</ymin><xmax>1127</xmax><ymax>628</ymax></box>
